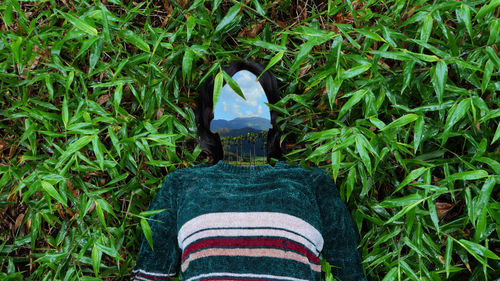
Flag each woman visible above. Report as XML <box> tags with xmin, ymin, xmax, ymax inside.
<box><xmin>131</xmin><ymin>61</ymin><xmax>368</xmax><ymax>281</ymax></box>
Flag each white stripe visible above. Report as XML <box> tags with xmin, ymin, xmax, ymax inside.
<box><xmin>132</xmin><ymin>269</ymin><xmax>176</xmax><ymax>277</ymax></box>
<box><xmin>180</xmin><ymin>228</ymin><xmax>320</xmax><ymax>256</ymax></box>
<box><xmin>178</xmin><ymin>212</ymin><xmax>323</xmax><ymax>251</ymax></box>
<box><xmin>185</xmin><ymin>272</ymin><xmax>310</xmax><ymax>281</ymax></box>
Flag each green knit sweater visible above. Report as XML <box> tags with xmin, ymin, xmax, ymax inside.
<box><xmin>132</xmin><ymin>160</ymin><xmax>367</xmax><ymax>281</ymax></box>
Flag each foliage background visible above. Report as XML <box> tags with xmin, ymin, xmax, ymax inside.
<box><xmin>0</xmin><ymin>0</ymin><xmax>499</xmax><ymax>280</ymax></box>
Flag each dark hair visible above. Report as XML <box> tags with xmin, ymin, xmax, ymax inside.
<box><xmin>194</xmin><ymin>60</ymin><xmax>285</xmax><ymax>165</ymax></box>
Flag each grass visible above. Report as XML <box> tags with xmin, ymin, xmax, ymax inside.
<box><xmin>0</xmin><ymin>0</ymin><xmax>499</xmax><ymax>280</ymax></box>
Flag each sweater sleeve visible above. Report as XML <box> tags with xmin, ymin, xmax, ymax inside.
<box><xmin>312</xmin><ymin>169</ymin><xmax>367</xmax><ymax>281</ymax></box>
<box><xmin>132</xmin><ymin>172</ymin><xmax>181</xmax><ymax>281</ymax></box>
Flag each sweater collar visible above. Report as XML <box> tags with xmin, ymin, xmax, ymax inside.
<box><xmin>214</xmin><ymin>159</ymin><xmax>286</xmax><ymax>174</ymax></box>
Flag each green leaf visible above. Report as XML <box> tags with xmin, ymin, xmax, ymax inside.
<box><xmin>413</xmin><ymin>115</ymin><xmax>424</xmax><ymax>152</ymax></box>
<box><xmin>475</xmin><ymin>177</ymin><xmax>496</xmax><ymax>219</ymax></box>
<box><xmin>59</xmin><ymin>11</ymin><xmax>98</xmax><ymax>36</ymax></box>
<box><xmin>92</xmin><ymin>135</ymin><xmax>104</xmax><ymax>171</ymax></box>
<box><xmin>458</xmin><ymin>239</ymin><xmax>500</xmax><ymax>260</ymax></box>
<box><xmin>91</xmin><ymin>243</ymin><xmax>101</xmax><ymax>277</ymax></box>
<box><xmin>222</xmin><ymin>70</ymin><xmax>244</xmax><ymax>100</ymax></box>
<box><xmin>443</xmin><ymin>170</ymin><xmax>488</xmax><ymax>182</ymax></box>
<box><xmin>357</xmin><ymin>28</ymin><xmax>386</xmax><ymax>42</ymax></box>
<box><xmin>214</xmin><ymin>2</ymin><xmax>242</xmax><ymax>34</ymax></box>
<box><xmin>446</xmin><ymin>236</ymin><xmax>453</xmax><ymax>278</ymax></box>
<box><xmin>420</xmin><ymin>13</ymin><xmax>433</xmax><ymax>43</ymax></box>
<box><xmin>339</xmin><ymin>64</ymin><xmax>371</xmax><ymax>80</ymax></box>
<box><xmin>120</xmin><ymin>30</ymin><xmax>150</xmax><ymax>52</ymax></box>
<box><xmin>474</xmin><ymin>0</ymin><xmax>500</xmax><ymax>20</ymax></box>
<box><xmin>443</xmin><ymin>98</ymin><xmax>471</xmax><ymax>143</ymax></box>
<box><xmin>326</xmin><ymin>76</ymin><xmax>341</xmax><ymax>111</ymax></box>
<box><xmin>432</xmin><ymin>60</ymin><xmax>447</xmax><ymax>104</ymax></box>
<box><xmin>381</xmin><ymin>267</ymin><xmax>398</xmax><ymax>281</ymax></box>
<box><xmin>41</xmin><ymin>181</ymin><xmax>68</xmax><ymax>208</ymax></box>
<box><xmin>460</xmin><ymin>4</ymin><xmax>473</xmax><ymax>41</ymax></box>
<box><xmin>380</xmin><ymin>114</ymin><xmax>419</xmax><ymax>132</ymax></box>
<box><xmin>346</xmin><ymin>167</ymin><xmax>356</xmax><ymax>202</ymax></box>
<box><xmin>141</xmin><ymin>218</ymin><xmax>154</xmax><ymax>251</ymax></box>
<box><xmin>182</xmin><ymin>47</ymin><xmax>194</xmax><ymax>83</ymax></box>
<box><xmin>337</xmin><ymin>89</ymin><xmax>367</xmax><ymax>119</ymax></box>
<box><xmin>186</xmin><ymin>15</ymin><xmax>195</xmax><ymax>41</ymax></box>
<box><xmin>380</xmin><ymin>193</ymin><xmax>423</xmax><ymax>208</ymax></box>
<box><xmin>62</xmin><ymin>95</ymin><xmax>69</xmax><ymax>129</ymax></box>
<box><xmin>212</xmin><ymin>71</ymin><xmax>223</xmax><ymax>110</ymax></box>
<box><xmin>394</xmin><ymin>167</ymin><xmax>428</xmax><ymax>193</ymax></box>
<box><xmin>94</xmin><ymin>200</ymin><xmax>106</xmax><ymax>227</ymax></box>
<box><xmin>481</xmin><ymin>59</ymin><xmax>494</xmax><ymax>93</ymax></box>
<box><xmin>290</xmin><ymin>38</ymin><xmax>319</xmax><ymax>73</ymax></box>
<box><xmin>355</xmin><ymin>135</ymin><xmax>372</xmax><ymax>176</ymax></box>
<box><xmin>259</xmin><ymin>50</ymin><xmax>285</xmax><ymax>80</ymax></box>
<box><xmin>492</xmin><ymin>124</ymin><xmax>500</xmax><ymax>144</ymax></box>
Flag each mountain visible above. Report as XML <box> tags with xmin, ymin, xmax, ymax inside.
<box><xmin>210</xmin><ymin>117</ymin><xmax>271</xmax><ymax>131</ymax></box>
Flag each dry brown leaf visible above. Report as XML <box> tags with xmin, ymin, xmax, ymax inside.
<box><xmin>15</xmin><ymin>213</ymin><xmax>24</xmax><ymax>230</ymax></box>
<box><xmin>97</xmin><ymin>94</ymin><xmax>110</xmax><ymax>105</ymax></box>
<box><xmin>435</xmin><ymin>202</ymin><xmax>453</xmax><ymax>219</ymax></box>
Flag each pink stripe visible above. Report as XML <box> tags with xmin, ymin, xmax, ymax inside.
<box><xmin>178</xmin><ymin>212</ymin><xmax>323</xmax><ymax>251</ymax></box>
<box><xmin>181</xmin><ymin>248</ymin><xmax>322</xmax><ymax>272</ymax></box>
<box><xmin>180</xmin><ymin>228</ymin><xmax>320</xmax><ymax>255</ymax></box>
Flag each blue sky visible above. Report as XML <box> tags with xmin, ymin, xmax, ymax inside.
<box><xmin>214</xmin><ymin>70</ymin><xmax>270</xmax><ymax>121</ymax></box>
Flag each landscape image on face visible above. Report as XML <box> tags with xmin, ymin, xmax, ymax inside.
<box><xmin>211</xmin><ymin>70</ymin><xmax>271</xmax><ymax>166</ymax></box>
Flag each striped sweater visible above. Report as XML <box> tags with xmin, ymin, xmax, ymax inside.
<box><xmin>132</xmin><ymin>160</ymin><xmax>367</xmax><ymax>281</ymax></box>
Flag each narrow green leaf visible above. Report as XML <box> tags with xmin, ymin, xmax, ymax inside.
<box><xmin>380</xmin><ymin>193</ymin><xmax>423</xmax><ymax>208</ymax></box>
<box><xmin>182</xmin><ymin>48</ymin><xmax>194</xmax><ymax>83</ymax></box>
<box><xmin>91</xmin><ymin>244</ymin><xmax>101</xmax><ymax>276</ymax></box>
<box><xmin>141</xmin><ymin>218</ymin><xmax>154</xmax><ymax>250</ymax></box>
<box><xmin>339</xmin><ymin>64</ymin><xmax>371</xmax><ymax>80</ymax></box>
<box><xmin>444</xmin><ymin>98</ymin><xmax>471</xmax><ymax>132</ymax></box>
<box><xmin>355</xmin><ymin>135</ymin><xmax>371</xmax><ymax>176</ymax></box>
<box><xmin>413</xmin><ymin>115</ymin><xmax>424</xmax><ymax>152</ymax></box>
<box><xmin>446</xmin><ymin>236</ymin><xmax>453</xmax><ymax>278</ymax></box>
<box><xmin>443</xmin><ymin>170</ymin><xmax>488</xmax><ymax>182</ymax></box>
<box><xmin>474</xmin><ymin>0</ymin><xmax>500</xmax><ymax>20</ymax></box>
<box><xmin>420</xmin><ymin>13</ymin><xmax>433</xmax><ymax>43</ymax></box>
<box><xmin>41</xmin><ymin>181</ymin><xmax>68</xmax><ymax>207</ymax></box>
<box><xmin>337</xmin><ymin>89</ymin><xmax>367</xmax><ymax>119</ymax></box>
<box><xmin>428</xmin><ymin>197</ymin><xmax>440</xmax><ymax>233</ymax></box>
<box><xmin>381</xmin><ymin>114</ymin><xmax>419</xmax><ymax>132</ymax></box>
<box><xmin>214</xmin><ymin>2</ymin><xmax>242</xmax><ymax>34</ymax></box>
<box><xmin>62</xmin><ymin>95</ymin><xmax>69</xmax><ymax>129</ymax></box>
<box><xmin>460</xmin><ymin>4</ymin><xmax>473</xmax><ymax>41</ymax></box>
<box><xmin>92</xmin><ymin>135</ymin><xmax>104</xmax><ymax>171</ymax></box>
<box><xmin>120</xmin><ymin>30</ymin><xmax>150</xmax><ymax>52</ymax></box>
<box><xmin>475</xmin><ymin>177</ymin><xmax>496</xmax><ymax>219</ymax></box>
<box><xmin>290</xmin><ymin>39</ymin><xmax>318</xmax><ymax>73</ymax></box>
<box><xmin>326</xmin><ymin>76</ymin><xmax>342</xmax><ymax>111</ymax></box>
<box><xmin>346</xmin><ymin>167</ymin><xmax>356</xmax><ymax>202</ymax></box>
<box><xmin>381</xmin><ymin>267</ymin><xmax>398</xmax><ymax>281</ymax></box>
<box><xmin>458</xmin><ymin>239</ymin><xmax>500</xmax><ymax>260</ymax></box>
<box><xmin>94</xmin><ymin>200</ymin><xmax>106</xmax><ymax>227</ymax></box>
<box><xmin>259</xmin><ymin>50</ymin><xmax>285</xmax><ymax>80</ymax></box>
<box><xmin>59</xmin><ymin>11</ymin><xmax>98</xmax><ymax>36</ymax></box>
<box><xmin>186</xmin><ymin>15</ymin><xmax>195</xmax><ymax>41</ymax></box>
<box><xmin>492</xmin><ymin>124</ymin><xmax>500</xmax><ymax>144</ymax></box>
<box><xmin>212</xmin><ymin>71</ymin><xmax>223</xmax><ymax>110</ymax></box>
<box><xmin>222</xmin><ymin>70</ymin><xmax>244</xmax><ymax>100</ymax></box>
<box><xmin>432</xmin><ymin>60</ymin><xmax>447</xmax><ymax>104</ymax></box>
<box><xmin>481</xmin><ymin>59</ymin><xmax>494</xmax><ymax>93</ymax></box>
<box><xmin>395</xmin><ymin>167</ymin><xmax>427</xmax><ymax>193</ymax></box>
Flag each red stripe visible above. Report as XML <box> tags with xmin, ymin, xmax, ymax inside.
<box><xmin>134</xmin><ymin>272</ymin><xmax>172</xmax><ymax>280</ymax></box>
<box><xmin>182</xmin><ymin>237</ymin><xmax>320</xmax><ymax>264</ymax></box>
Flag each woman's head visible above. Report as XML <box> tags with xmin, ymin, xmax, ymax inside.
<box><xmin>194</xmin><ymin>60</ymin><xmax>285</xmax><ymax>165</ymax></box>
